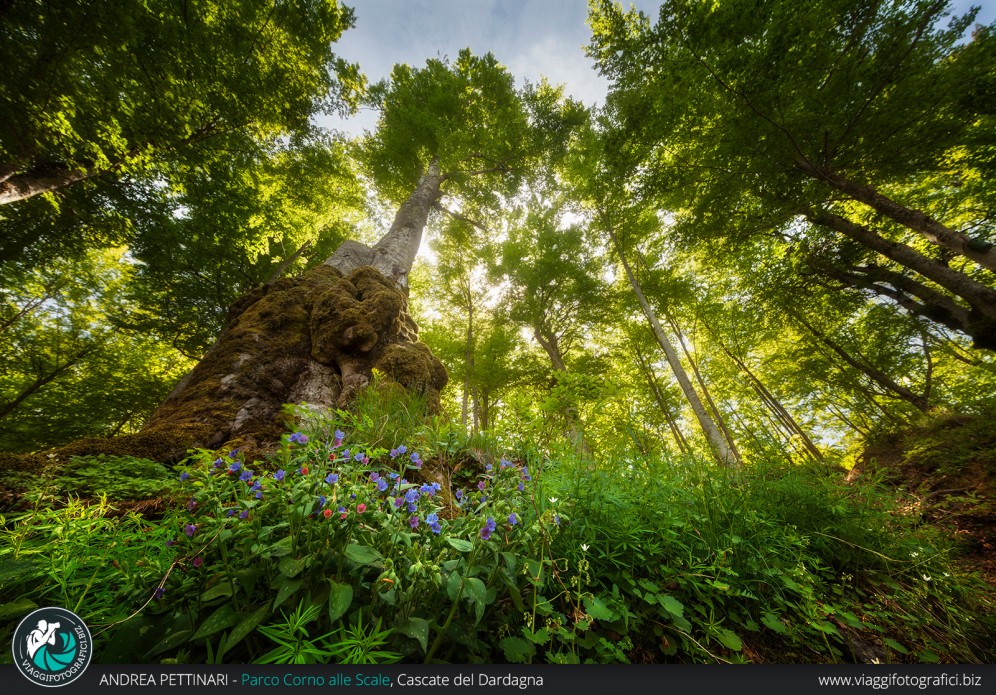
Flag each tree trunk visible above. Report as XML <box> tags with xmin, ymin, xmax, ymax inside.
<box><xmin>806</xmin><ymin>210</ymin><xmax>996</xmax><ymax>324</ymax></box>
<box><xmin>135</xmin><ymin>160</ymin><xmax>449</xmax><ymax>460</ymax></box>
<box><xmin>0</xmin><ymin>162</ymin><xmax>102</xmax><ymax>206</ymax></box>
<box><xmin>633</xmin><ymin>342</ymin><xmax>692</xmax><ymax>456</ymax></box>
<box><xmin>663</xmin><ymin>311</ymin><xmax>743</xmax><ymax>465</ymax></box>
<box><xmin>0</xmin><ymin>347</ymin><xmax>93</xmax><ymax>420</ymax></box>
<box><xmin>789</xmin><ymin>309</ymin><xmax>929</xmax><ymax>412</ymax></box>
<box><xmin>532</xmin><ymin>323</ymin><xmax>590</xmax><ymax>456</ymax></box>
<box><xmin>798</xmin><ymin>163</ymin><xmax>996</xmax><ymax>272</ymax></box>
<box><xmin>608</xmin><ymin>228</ymin><xmax>739</xmax><ymax>467</ymax></box>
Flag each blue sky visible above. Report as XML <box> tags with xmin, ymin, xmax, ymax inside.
<box><xmin>322</xmin><ymin>0</ymin><xmax>995</xmax><ymax>136</ymax></box>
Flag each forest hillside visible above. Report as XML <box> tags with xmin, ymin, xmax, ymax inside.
<box><xmin>0</xmin><ymin>0</ymin><xmax>994</xmax><ymax>665</ymax></box>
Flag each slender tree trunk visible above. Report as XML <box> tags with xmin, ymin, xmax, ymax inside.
<box><xmin>790</xmin><ymin>309</ymin><xmax>929</xmax><ymax>412</ymax></box>
<box><xmin>798</xmin><ymin>163</ymin><xmax>996</xmax><ymax>272</ymax></box>
<box><xmin>704</xmin><ymin>323</ymin><xmax>824</xmax><ymax>461</ymax></box>
<box><xmin>608</xmin><ymin>228</ymin><xmax>738</xmax><ymax>467</ymax></box>
<box><xmin>633</xmin><ymin>343</ymin><xmax>691</xmax><ymax>455</ymax></box>
<box><xmin>663</xmin><ymin>312</ymin><xmax>743</xmax><ymax>464</ymax></box>
<box><xmin>532</xmin><ymin>324</ymin><xmax>590</xmax><ymax>456</ymax></box>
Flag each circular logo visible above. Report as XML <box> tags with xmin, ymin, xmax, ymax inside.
<box><xmin>12</xmin><ymin>607</ymin><xmax>92</xmax><ymax>687</ymax></box>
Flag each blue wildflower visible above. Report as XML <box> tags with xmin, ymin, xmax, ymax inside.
<box><xmin>187</xmin><ymin>498</ymin><xmax>197</xmax><ymax>512</ymax></box>
<box><xmin>179</xmin><ymin>471</ymin><xmax>190</xmax><ymax>481</ymax></box>
<box><xmin>225</xmin><ymin>508</ymin><xmax>237</xmax><ymax>517</ymax></box>
<box><xmin>394</xmin><ymin>497</ymin><xmax>404</xmax><ymax>508</ymax></box>
<box><xmin>273</xmin><ymin>469</ymin><xmax>286</xmax><ymax>482</ymax></box>
<box><xmin>228</xmin><ymin>461</ymin><xmax>241</xmax><ymax>474</ymax></box>
<box><xmin>518</xmin><ymin>481</ymin><xmax>525</xmax><ymax>492</ymax></box>
<box><xmin>409</xmin><ymin>516</ymin><xmax>419</xmax><ymax>529</ymax></box>
<box><xmin>508</xmin><ymin>512</ymin><xmax>518</xmax><ymax>526</ymax></box>
<box><xmin>377</xmin><ymin>478</ymin><xmax>389</xmax><ymax>492</ymax></box>
<box><xmin>325</xmin><ymin>472</ymin><xmax>339</xmax><ymax>484</ymax></box>
<box><xmin>355</xmin><ymin>452</ymin><xmax>365</xmax><ymax>462</ymax></box>
<box><xmin>389</xmin><ymin>448</ymin><xmax>399</xmax><ymax>459</ymax></box>
<box><xmin>500</xmin><ymin>458</ymin><xmax>511</xmax><ymax>469</ymax></box>
<box><xmin>240</xmin><ymin>509</ymin><xmax>250</xmax><ymax>520</ymax></box>
<box><xmin>239</xmin><ymin>469</ymin><xmax>252</xmax><ymax>483</ymax></box>
<box><xmin>153</xmin><ymin>587</ymin><xmax>165</xmax><ymax>600</ymax></box>
<box><xmin>397</xmin><ymin>444</ymin><xmax>407</xmax><ymax>455</ymax></box>
<box><xmin>165</xmin><ymin>538</ymin><xmax>175</xmax><ymax>547</ymax></box>
<box><xmin>342</xmin><ymin>449</ymin><xmax>350</xmax><ymax>459</ymax></box>
<box><xmin>250</xmin><ymin>480</ymin><xmax>261</xmax><ymax>492</ymax></box>
<box><xmin>485</xmin><ymin>463</ymin><xmax>493</xmax><ymax>472</ymax></box>
<box><xmin>405</xmin><ymin>489</ymin><xmax>418</xmax><ymax>504</ymax></box>
<box><xmin>370</xmin><ymin>471</ymin><xmax>380</xmax><ymax>482</ymax></box>
<box><xmin>410</xmin><ymin>452</ymin><xmax>422</xmax><ymax>467</ymax></box>
<box><xmin>213</xmin><ymin>458</ymin><xmax>224</xmax><ymax>469</ymax></box>
<box><xmin>318</xmin><ymin>495</ymin><xmax>327</xmax><ymax>508</ymax></box>
<box><xmin>426</xmin><ymin>512</ymin><xmax>441</xmax><ymax>534</ymax></box>
<box><xmin>255</xmin><ymin>490</ymin><xmax>263</xmax><ymax>499</ymax></box>
<box><xmin>455</xmin><ymin>489</ymin><xmax>464</xmax><ymax>501</ymax></box>
<box><xmin>289</xmin><ymin>432</ymin><xmax>309</xmax><ymax>444</ymax></box>
<box><xmin>184</xmin><ymin>523</ymin><xmax>196</xmax><ymax>538</ymax></box>
<box><xmin>480</xmin><ymin>517</ymin><xmax>496</xmax><ymax>541</ymax></box>
<box><xmin>478</xmin><ymin>480</ymin><xmax>487</xmax><ymax>491</ymax></box>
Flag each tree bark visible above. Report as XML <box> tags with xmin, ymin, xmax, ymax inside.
<box><xmin>790</xmin><ymin>309</ymin><xmax>929</xmax><ymax>412</ymax></box>
<box><xmin>0</xmin><ymin>163</ymin><xmax>101</xmax><ymax>206</ymax></box>
<box><xmin>806</xmin><ymin>210</ymin><xmax>996</xmax><ymax>324</ymax></box>
<box><xmin>137</xmin><ymin>159</ymin><xmax>448</xmax><ymax>460</ymax></box>
<box><xmin>798</xmin><ymin>163</ymin><xmax>996</xmax><ymax>272</ymax></box>
<box><xmin>633</xmin><ymin>341</ymin><xmax>692</xmax><ymax>456</ymax></box>
<box><xmin>609</xmin><ymin>227</ymin><xmax>739</xmax><ymax>467</ymax></box>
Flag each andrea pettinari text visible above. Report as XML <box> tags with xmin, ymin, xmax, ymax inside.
<box><xmin>98</xmin><ymin>672</ymin><xmax>544</xmax><ymax>688</ymax></box>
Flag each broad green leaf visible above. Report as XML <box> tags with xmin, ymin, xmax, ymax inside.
<box><xmin>446</xmin><ymin>538</ymin><xmax>474</xmax><ymax>552</ymax></box>
<box><xmin>267</xmin><ymin>537</ymin><xmax>294</xmax><ymax>558</ymax></box>
<box><xmin>278</xmin><ymin>556</ymin><xmax>305</xmax><ymax>578</ymax></box>
<box><xmin>399</xmin><ymin>617</ymin><xmax>430</xmax><ymax>652</ymax></box>
<box><xmin>883</xmin><ymin>638</ymin><xmax>909</xmax><ymax>654</ymax></box>
<box><xmin>226</xmin><ymin>606</ymin><xmax>269</xmax><ymax>651</ymax></box>
<box><xmin>343</xmin><ymin>544</ymin><xmax>383</xmax><ymax>567</ymax></box>
<box><xmin>660</xmin><ymin>594</ymin><xmax>685</xmax><ymax>618</ymax></box>
<box><xmin>583</xmin><ymin>595</ymin><xmax>615</xmax><ymax>621</ymax></box>
<box><xmin>499</xmin><ymin>636</ymin><xmax>532</xmax><ymax>663</ymax></box>
<box><xmin>327</xmin><ymin>581</ymin><xmax>353</xmax><ymax>623</ymax></box>
<box><xmin>191</xmin><ymin>605</ymin><xmax>239</xmax><ymax>640</ymax></box>
<box><xmin>273</xmin><ymin>578</ymin><xmax>303</xmax><ymax>611</ymax></box>
<box><xmin>201</xmin><ymin>583</ymin><xmax>234</xmax><ymax>602</ymax></box>
<box><xmin>715</xmin><ymin>628</ymin><xmax>742</xmax><ymax>652</ymax></box>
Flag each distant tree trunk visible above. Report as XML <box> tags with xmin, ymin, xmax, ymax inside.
<box><xmin>0</xmin><ymin>348</ymin><xmax>92</xmax><ymax>420</ymax></box>
<box><xmin>608</xmin><ymin>228</ymin><xmax>739</xmax><ymax>468</ymax></box>
<box><xmin>661</xmin><ymin>310</ymin><xmax>743</xmax><ymax>464</ymax></box>
<box><xmin>704</xmin><ymin>323</ymin><xmax>824</xmax><ymax>461</ymax></box>
<box><xmin>135</xmin><ymin>159</ymin><xmax>449</xmax><ymax>460</ymax></box>
<box><xmin>632</xmin><ymin>342</ymin><xmax>691</xmax><ymax>456</ymax></box>
<box><xmin>789</xmin><ymin>309</ymin><xmax>929</xmax><ymax>412</ymax></box>
<box><xmin>532</xmin><ymin>323</ymin><xmax>590</xmax><ymax>456</ymax></box>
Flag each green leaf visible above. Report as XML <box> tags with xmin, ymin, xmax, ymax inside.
<box><xmin>917</xmin><ymin>650</ymin><xmax>940</xmax><ymax>663</ymax></box>
<box><xmin>715</xmin><ymin>628</ymin><xmax>742</xmax><ymax>651</ymax></box>
<box><xmin>660</xmin><ymin>594</ymin><xmax>685</xmax><ymax>618</ymax></box>
<box><xmin>0</xmin><ymin>559</ymin><xmax>40</xmax><ymax>584</ymax></box>
<box><xmin>273</xmin><ymin>578</ymin><xmax>303</xmax><ymax>611</ymax></box>
<box><xmin>446</xmin><ymin>571</ymin><xmax>464</xmax><ymax>602</ymax></box>
<box><xmin>201</xmin><ymin>583</ymin><xmax>234</xmax><ymax>602</ymax></box>
<box><xmin>343</xmin><ymin>544</ymin><xmax>383</xmax><ymax>567</ymax></box>
<box><xmin>150</xmin><ymin>629</ymin><xmax>193</xmax><ymax>655</ymax></box>
<box><xmin>761</xmin><ymin>612</ymin><xmax>788</xmax><ymax>634</ymax></box>
<box><xmin>278</xmin><ymin>556</ymin><xmax>305</xmax><ymax>578</ymax></box>
<box><xmin>191</xmin><ymin>605</ymin><xmax>239</xmax><ymax>640</ymax></box>
<box><xmin>399</xmin><ymin>617</ymin><xmax>430</xmax><ymax>652</ymax></box>
<box><xmin>883</xmin><ymin>638</ymin><xmax>909</xmax><ymax>654</ymax></box>
<box><xmin>226</xmin><ymin>606</ymin><xmax>269</xmax><ymax>651</ymax></box>
<box><xmin>499</xmin><ymin>636</ymin><xmax>533</xmax><ymax>663</ymax></box>
<box><xmin>0</xmin><ymin>598</ymin><xmax>38</xmax><ymax>621</ymax></box>
<box><xmin>583</xmin><ymin>595</ymin><xmax>615</xmax><ymax>621</ymax></box>
<box><xmin>267</xmin><ymin>537</ymin><xmax>294</xmax><ymax>558</ymax></box>
<box><xmin>446</xmin><ymin>538</ymin><xmax>474</xmax><ymax>552</ymax></box>
<box><xmin>327</xmin><ymin>581</ymin><xmax>353</xmax><ymax>623</ymax></box>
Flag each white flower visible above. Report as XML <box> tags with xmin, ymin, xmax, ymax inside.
<box><xmin>549</xmin><ymin>497</ymin><xmax>558</xmax><ymax>504</ymax></box>
<box><xmin>581</xmin><ymin>543</ymin><xmax>589</xmax><ymax>553</ymax></box>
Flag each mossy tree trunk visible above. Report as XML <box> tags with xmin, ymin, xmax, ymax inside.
<box><xmin>138</xmin><ymin>160</ymin><xmax>449</xmax><ymax>460</ymax></box>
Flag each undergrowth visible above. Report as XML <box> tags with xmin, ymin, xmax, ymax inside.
<box><xmin>0</xmin><ymin>389</ymin><xmax>992</xmax><ymax>664</ymax></box>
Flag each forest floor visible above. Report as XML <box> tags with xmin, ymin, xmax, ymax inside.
<box><xmin>857</xmin><ymin>415</ymin><xmax>996</xmax><ymax>588</ymax></box>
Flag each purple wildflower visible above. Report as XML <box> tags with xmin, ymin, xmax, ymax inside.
<box><xmin>318</xmin><ymin>495</ymin><xmax>327</xmax><ymax>508</ymax></box>
<box><xmin>255</xmin><ymin>490</ymin><xmax>263</xmax><ymax>499</ymax></box>
<box><xmin>187</xmin><ymin>498</ymin><xmax>197</xmax><ymax>512</ymax></box>
<box><xmin>179</xmin><ymin>471</ymin><xmax>190</xmax><ymax>481</ymax></box>
<box><xmin>377</xmin><ymin>478</ymin><xmax>389</xmax><ymax>492</ymax></box>
<box><xmin>192</xmin><ymin>557</ymin><xmax>203</xmax><ymax>568</ymax></box>
<box><xmin>289</xmin><ymin>432</ymin><xmax>309</xmax><ymax>444</ymax></box>
<box><xmin>165</xmin><ymin>538</ymin><xmax>175</xmax><ymax>547</ymax></box>
<box><xmin>478</xmin><ymin>480</ymin><xmax>487</xmax><ymax>492</ymax></box>
<box><xmin>228</xmin><ymin>461</ymin><xmax>241</xmax><ymax>474</ymax></box>
<box><xmin>508</xmin><ymin>512</ymin><xmax>518</xmax><ymax>526</ymax></box>
<box><xmin>240</xmin><ymin>509</ymin><xmax>250</xmax><ymax>520</ymax></box>
<box><xmin>153</xmin><ymin>587</ymin><xmax>165</xmax><ymax>600</ymax></box>
<box><xmin>480</xmin><ymin>517</ymin><xmax>497</xmax><ymax>541</ymax></box>
<box><xmin>325</xmin><ymin>472</ymin><xmax>339</xmax><ymax>484</ymax></box>
<box><xmin>225</xmin><ymin>508</ymin><xmax>237</xmax><ymax>517</ymax></box>
<box><xmin>455</xmin><ymin>489</ymin><xmax>464</xmax><ymax>501</ymax></box>
<box><xmin>394</xmin><ymin>497</ymin><xmax>404</xmax><ymax>508</ymax></box>
<box><xmin>184</xmin><ymin>523</ymin><xmax>196</xmax><ymax>538</ymax></box>
<box><xmin>426</xmin><ymin>512</ymin><xmax>441</xmax><ymax>534</ymax></box>
<box><xmin>273</xmin><ymin>469</ymin><xmax>286</xmax><ymax>482</ymax></box>
<box><xmin>250</xmin><ymin>480</ymin><xmax>261</xmax><ymax>492</ymax></box>
<box><xmin>239</xmin><ymin>469</ymin><xmax>252</xmax><ymax>483</ymax></box>
<box><xmin>518</xmin><ymin>481</ymin><xmax>525</xmax><ymax>492</ymax></box>
<box><xmin>409</xmin><ymin>516</ymin><xmax>419</xmax><ymax>529</ymax></box>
